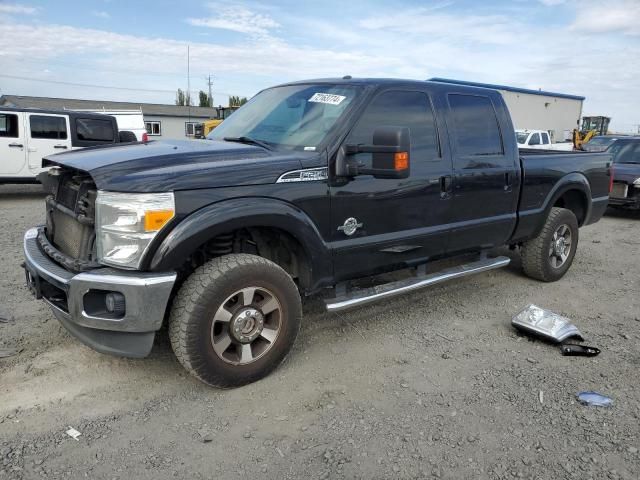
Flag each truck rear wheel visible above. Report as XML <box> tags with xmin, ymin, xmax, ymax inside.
<box><xmin>520</xmin><ymin>207</ymin><xmax>579</xmax><ymax>282</ymax></box>
<box><xmin>168</xmin><ymin>254</ymin><xmax>302</xmax><ymax>388</ymax></box>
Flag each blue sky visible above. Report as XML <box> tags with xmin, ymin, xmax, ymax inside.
<box><xmin>0</xmin><ymin>0</ymin><xmax>638</xmax><ymax>132</ymax></box>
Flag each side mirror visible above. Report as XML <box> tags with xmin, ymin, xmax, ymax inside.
<box><xmin>337</xmin><ymin>126</ymin><xmax>411</xmax><ymax>179</ymax></box>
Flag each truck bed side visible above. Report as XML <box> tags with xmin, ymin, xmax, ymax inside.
<box><xmin>512</xmin><ymin>149</ymin><xmax>611</xmax><ymax>242</ymax></box>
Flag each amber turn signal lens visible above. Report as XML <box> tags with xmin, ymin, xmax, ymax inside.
<box><xmin>394</xmin><ymin>152</ymin><xmax>409</xmax><ymax>170</ymax></box>
<box><xmin>144</xmin><ymin>209</ymin><xmax>175</xmax><ymax>232</ymax></box>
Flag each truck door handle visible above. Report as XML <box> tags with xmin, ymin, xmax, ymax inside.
<box><xmin>54</xmin><ymin>145</ymin><xmax>68</xmax><ymax>149</ymax></box>
<box><xmin>440</xmin><ymin>175</ymin><xmax>452</xmax><ymax>198</ymax></box>
<box><xmin>504</xmin><ymin>172</ymin><xmax>513</xmax><ymax>191</ymax></box>
<box><xmin>9</xmin><ymin>143</ymin><xmax>23</xmax><ymax>148</ymax></box>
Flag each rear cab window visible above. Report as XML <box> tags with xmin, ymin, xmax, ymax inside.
<box><xmin>447</xmin><ymin>94</ymin><xmax>503</xmax><ymax>156</ymax></box>
<box><xmin>0</xmin><ymin>113</ymin><xmax>19</xmax><ymax>137</ymax></box>
<box><xmin>30</xmin><ymin>115</ymin><xmax>67</xmax><ymax>139</ymax></box>
<box><xmin>76</xmin><ymin>118</ymin><xmax>115</xmax><ymax>142</ymax></box>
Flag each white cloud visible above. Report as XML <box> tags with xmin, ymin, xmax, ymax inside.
<box><xmin>92</xmin><ymin>11</ymin><xmax>111</xmax><ymax>19</ymax></box>
<box><xmin>571</xmin><ymin>1</ymin><xmax>640</xmax><ymax>35</ymax></box>
<box><xmin>187</xmin><ymin>3</ymin><xmax>279</xmax><ymax>36</ymax></box>
<box><xmin>0</xmin><ymin>3</ymin><xmax>36</xmax><ymax>15</ymax></box>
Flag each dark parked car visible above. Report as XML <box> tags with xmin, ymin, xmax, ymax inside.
<box><xmin>609</xmin><ymin>138</ymin><xmax>640</xmax><ymax>209</ymax></box>
<box><xmin>582</xmin><ymin>135</ymin><xmax>625</xmax><ymax>152</ymax></box>
<box><xmin>23</xmin><ymin>78</ymin><xmax>611</xmax><ymax>387</ymax></box>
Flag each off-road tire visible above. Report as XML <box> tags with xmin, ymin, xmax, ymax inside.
<box><xmin>520</xmin><ymin>207</ymin><xmax>579</xmax><ymax>282</ymax></box>
<box><xmin>169</xmin><ymin>254</ymin><xmax>302</xmax><ymax>388</ymax></box>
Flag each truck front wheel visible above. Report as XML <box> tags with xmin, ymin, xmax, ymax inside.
<box><xmin>520</xmin><ymin>207</ymin><xmax>579</xmax><ymax>282</ymax></box>
<box><xmin>168</xmin><ymin>254</ymin><xmax>302</xmax><ymax>388</ymax></box>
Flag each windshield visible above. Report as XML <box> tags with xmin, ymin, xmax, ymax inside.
<box><xmin>588</xmin><ymin>136</ymin><xmax>617</xmax><ymax>146</ymax></box>
<box><xmin>208</xmin><ymin>84</ymin><xmax>362</xmax><ymax>151</ymax></box>
<box><xmin>612</xmin><ymin>141</ymin><xmax>640</xmax><ymax>164</ymax></box>
<box><xmin>516</xmin><ymin>132</ymin><xmax>529</xmax><ymax>144</ymax></box>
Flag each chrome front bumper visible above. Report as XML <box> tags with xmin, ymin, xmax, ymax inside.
<box><xmin>23</xmin><ymin>227</ymin><xmax>176</xmax><ymax>358</ymax></box>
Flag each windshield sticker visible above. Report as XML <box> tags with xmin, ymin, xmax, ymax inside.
<box><xmin>304</xmin><ymin>146</ymin><xmax>316</xmax><ymax>151</ymax></box>
<box><xmin>309</xmin><ymin>93</ymin><xmax>346</xmax><ymax>105</ymax></box>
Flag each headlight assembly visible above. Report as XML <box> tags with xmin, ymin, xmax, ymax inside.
<box><xmin>95</xmin><ymin>191</ymin><xmax>175</xmax><ymax>269</ymax></box>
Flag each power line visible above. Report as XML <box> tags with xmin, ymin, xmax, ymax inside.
<box><xmin>0</xmin><ymin>73</ymin><xmax>237</xmax><ymax>97</ymax></box>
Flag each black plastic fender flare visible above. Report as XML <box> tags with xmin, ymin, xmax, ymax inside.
<box><xmin>147</xmin><ymin>197</ymin><xmax>333</xmax><ymax>290</ymax></box>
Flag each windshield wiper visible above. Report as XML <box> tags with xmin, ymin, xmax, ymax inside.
<box><xmin>223</xmin><ymin>136</ymin><xmax>273</xmax><ymax>151</ymax></box>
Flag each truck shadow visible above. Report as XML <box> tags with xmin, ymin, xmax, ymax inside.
<box><xmin>0</xmin><ymin>184</ymin><xmax>47</xmax><ymax>199</ymax></box>
<box><xmin>604</xmin><ymin>207</ymin><xmax>640</xmax><ymax>220</ymax></box>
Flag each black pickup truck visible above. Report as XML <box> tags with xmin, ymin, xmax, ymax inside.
<box><xmin>23</xmin><ymin>78</ymin><xmax>611</xmax><ymax>387</ymax></box>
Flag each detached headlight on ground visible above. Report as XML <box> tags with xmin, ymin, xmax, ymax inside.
<box><xmin>95</xmin><ymin>191</ymin><xmax>175</xmax><ymax>269</ymax></box>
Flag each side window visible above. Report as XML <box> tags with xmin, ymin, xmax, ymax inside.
<box><xmin>30</xmin><ymin>115</ymin><xmax>67</xmax><ymax>140</ymax></box>
<box><xmin>145</xmin><ymin>121</ymin><xmax>161</xmax><ymax>136</ymax></box>
<box><xmin>541</xmin><ymin>132</ymin><xmax>550</xmax><ymax>144</ymax></box>
<box><xmin>76</xmin><ymin>118</ymin><xmax>115</xmax><ymax>142</ymax></box>
<box><xmin>0</xmin><ymin>114</ymin><xmax>19</xmax><ymax>137</ymax></box>
<box><xmin>529</xmin><ymin>133</ymin><xmax>541</xmax><ymax>145</ymax></box>
<box><xmin>614</xmin><ymin>142</ymin><xmax>640</xmax><ymax>164</ymax></box>
<box><xmin>348</xmin><ymin>90</ymin><xmax>439</xmax><ymax>161</ymax></box>
<box><xmin>448</xmin><ymin>94</ymin><xmax>503</xmax><ymax>156</ymax></box>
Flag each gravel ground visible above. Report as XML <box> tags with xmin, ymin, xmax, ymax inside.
<box><xmin>1</xmin><ymin>183</ymin><xmax>639</xmax><ymax>480</ymax></box>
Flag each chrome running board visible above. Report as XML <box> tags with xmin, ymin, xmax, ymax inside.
<box><xmin>325</xmin><ymin>256</ymin><xmax>511</xmax><ymax>312</ymax></box>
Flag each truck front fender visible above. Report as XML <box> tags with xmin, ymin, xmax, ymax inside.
<box><xmin>147</xmin><ymin>197</ymin><xmax>333</xmax><ymax>289</ymax></box>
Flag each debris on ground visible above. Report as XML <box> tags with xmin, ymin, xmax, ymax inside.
<box><xmin>561</xmin><ymin>344</ymin><xmax>601</xmax><ymax>357</ymax></box>
<box><xmin>577</xmin><ymin>391</ymin><xmax>613</xmax><ymax>407</ymax></box>
<box><xmin>512</xmin><ymin>304</ymin><xmax>582</xmax><ymax>342</ymax></box>
<box><xmin>65</xmin><ymin>427</ymin><xmax>82</xmax><ymax>441</ymax></box>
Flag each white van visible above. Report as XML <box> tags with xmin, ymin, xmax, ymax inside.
<box><xmin>70</xmin><ymin>108</ymin><xmax>147</xmax><ymax>142</ymax></box>
<box><xmin>0</xmin><ymin>108</ymin><xmax>120</xmax><ymax>183</ymax></box>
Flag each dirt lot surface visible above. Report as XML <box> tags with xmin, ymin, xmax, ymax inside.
<box><xmin>1</xmin><ymin>183</ymin><xmax>639</xmax><ymax>480</ymax></box>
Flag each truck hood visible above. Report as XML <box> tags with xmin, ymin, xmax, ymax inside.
<box><xmin>613</xmin><ymin>162</ymin><xmax>640</xmax><ymax>184</ymax></box>
<box><xmin>43</xmin><ymin>140</ymin><xmax>305</xmax><ymax>192</ymax></box>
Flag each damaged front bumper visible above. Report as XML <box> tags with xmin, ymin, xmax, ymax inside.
<box><xmin>22</xmin><ymin>227</ymin><xmax>176</xmax><ymax>358</ymax></box>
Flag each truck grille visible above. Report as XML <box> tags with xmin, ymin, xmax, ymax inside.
<box><xmin>42</xmin><ymin>169</ymin><xmax>98</xmax><ymax>266</ymax></box>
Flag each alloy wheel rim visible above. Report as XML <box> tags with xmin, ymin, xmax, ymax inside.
<box><xmin>210</xmin><ymin>286</ymin><xmax>282</xmax><ymax>365</ymax></box>
<box><xmin>549</xmin><ymin>224</ymin><xmax>572</xmax><ymax>268</ymax></box>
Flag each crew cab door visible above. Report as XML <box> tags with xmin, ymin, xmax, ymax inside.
<box><xmin>330</xmin><ymin>89</ymin><xmax>453</xmax><ymax>281</ymax></box>
<box><xmin>444</xmin><ymin>93</ymin><xmax>519</xmax><ymax>253</ymax></box>
<box><xmin>25</xmin><ymin>113</ymin><xmax>71</xmax><ymax>171</ymax></box>
<box><xmin>0</xmin><ymin>111</ymin><xmax>26</xmax><ymax>175</ymax></box>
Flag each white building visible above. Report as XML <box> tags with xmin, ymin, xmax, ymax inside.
<box><xmin>0</xmin><ymin>95</ymin><xmax>220</xmax><ymax>140</ymax></box>
<box><xmin>430</xmin><ymin>78</ymin><xmax>585</xmax><ymax>142</ymax></box>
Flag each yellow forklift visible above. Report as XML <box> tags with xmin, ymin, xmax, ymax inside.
<box><xmin>194</xmin><ymin>107</ymin><xmax>239</xmax><ymax>138</ymax></box>
<box><xmin>573</xmin><ymin>116</ymin><xmax>611</xmax><ymax>150</ymax></box>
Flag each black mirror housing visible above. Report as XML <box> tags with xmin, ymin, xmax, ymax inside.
<box><xmin>338</xmin><ymin>126</ymin><xmax>411</xmax><ymax>179</ymax></box>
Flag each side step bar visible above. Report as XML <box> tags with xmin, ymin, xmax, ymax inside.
<box><xmin>325</xmin><ymin>256</ymin><xmax>511</xmax><ymax>312</ymax></box>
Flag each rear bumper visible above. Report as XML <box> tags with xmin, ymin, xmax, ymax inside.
<box><xmin>23</xmin><ymin>227</ymin><xmax>176</xmax><ymax>358</ymax></box>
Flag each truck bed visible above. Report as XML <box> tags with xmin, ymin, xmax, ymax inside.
<box><xmin>512</xmin><ymin>149</ymin><xmax>612</xmax><ymax>242</ymax></box>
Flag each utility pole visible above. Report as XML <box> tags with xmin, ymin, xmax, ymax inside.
<box><xmin>187</xmin><ymin>45</ymin><xmax>191</xmax><ymax>123</ymax></box>
<box><xmin>206</xmin><ymin>75</ymin><xmax>213</xmax><ymax>107</ymax></box>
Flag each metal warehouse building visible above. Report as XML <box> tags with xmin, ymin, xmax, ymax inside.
<box><xmin>0</xmin><ymin>95</ymin><xmax>219</xmax><ymax>140</ymax></box>
<box><xmin>430</xmin><ymin>78</ymin><xmax>585</xmax><ymax>143</ymax></box>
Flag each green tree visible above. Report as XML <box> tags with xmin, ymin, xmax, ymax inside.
<box><xmin>229</xmin><ymin>95</ymin><xmax>248</xmax><ymax>107</ymax></box>
<box><xmin>198</xmin><ymin>90</ymin><xmax>212</xmax><ymax>108</ymax></box>
<box><xmin>175</xmin><ymin>88</ymin><xmax>192</xmax><ymax>106</ymax></box>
